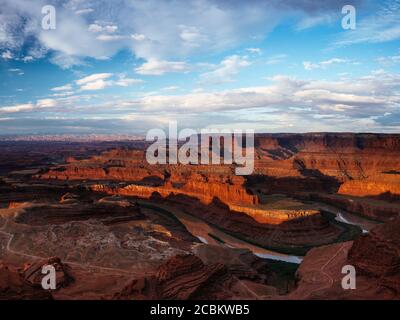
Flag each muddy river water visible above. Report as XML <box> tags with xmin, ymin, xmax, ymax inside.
<box><xmin>142</xmin><ymin>201</ymin><xmax>379</xmax><ymax>265</ymax></box>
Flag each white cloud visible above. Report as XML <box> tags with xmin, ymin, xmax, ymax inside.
<box><xmin>76</xmin><ymin>73</ymin><xmax>113</xmax><ymax>91</ymax></box>
<box><xmin>76</xmin><ymin>73</ymin><xmax>143</xmax><ymax>90</ymax></box>
<box><xmin>88</xmin><ymin>24</ymin><xmax>118</xmax><ymax>34</ymax></box>
<box><xmin>114</xmin><ymin>77</ymin><xmax>144</xmax><ymax>87</ymax></box>
<box><xmin>0</xmin><ymin>103</ymin><xmax>35</xmax><ymax>113</ymax></box>
<box><xmin>22</xmin><ymin>56</ymin><xmax>34</xmax><ymax>62</ymax></box>
<box><xmin>0</xmin><ymin>99</ymin><xmax>56</xmax><ymax>114</ymax></box>
<box><xmin>2</xmin><ymin>70</ymin><xmax>399</xmax><ymax>133</ymax></box>
<box><xmin>246</xmin><ymin>48</ymin><xmax>262</xmax><ymax>55</ymax></box>
<box><xmin>1</xmin><ymin>50</ymin><xmax>12</xmax><ymax>59</ymax></box>
<box><xmin>121</xmin><ymin>71</ymin><xmax>400</xmax><ymax>120</ymax></box>
<box><xmin>376</xmin><ymin>55</ymin><xmax>400</xmax><ymax>66</ymax></box>
<box><xmin>122</xmin><ymin>0</ymin><xmax>280</xmax><ymax>61</ymax></box>
<box><xmin>39</xmin><ymin>17</ymin><xmax>108</xmax><ymax>59</ymax></box>
<box><xmin>36</xmin><ymin>99</ymin><xmax>57</xmax><ymax>108</ymax></box>
<box><xmin>296</xmin><ymin>14</ymin><xmax>333</xmax><ymax>31</ymax></box>
<box><xmin>76</xmin><ymin>73</ymin><xmax>113</xmax><ymax>85</ymax></box>
<box><xmin>96</xmin><ymin>34</ymin><xmax>129</xmax><ymax>41</ymax></box>
<box><xmin>0</xmin><ymin>0</ymin><xmax>283</xmax><ymax>68</ymax></box>
<box><xmin>80</xmin><ymin>79</ymin><xmax>110</xmax><ymax>91</ymax></box>
<box><xmin>0</xmin><ymin>0</ymin><xmax>369</xmax><ymax>70</ymax></box>
<box><xmin>51</xmin><ymin>91</ymin><xmax>74</xmax><ymax>97</ymax></box>
<box><xmin>266</xmin><ymin>54</ymin><xmax>287</xmax><ymax>65</ymax></box>
<box><xmin>303</xmin><ymin>58</ymin><xmax>348</xmax><ymax>70</ymax></box>
<box><xmin>179</xmin><ymin>25</ymin><xmax>208</xmax><ymax>47</ymax></box>
<box><xmin>51</xmin><ymin>84</ymin><xmax>73</xmax><ymax>92</ymax></box>
<box><xmin>131</xmin><ymin>33</ymin><xmax>146</xmax><ymax>41</ymax></box>
<box><xmin>88</xmin><ymin>24</ymin><xmax>103</xmax><ymax>33</ymax></box>
<box><xmin>75</xmin><ymin>8</ymin><xmax>94</xmax><ymax>15</ymax></box>
<box><xmin>135</xmin><ymin>60</ymin><xmax>190</xmax><ymax>75</ymax></box>
<box><xmin>199</xmin><ymin>55</ymin><xmax>250</xmax><ymax>84</ymax></box>
<box><xmin>162</xmin><ymin>86</ymin><xmax>180</xmax><ymax>91</ymax></box>
<box><xmin>49</xmin><ymin>53</ymin><xmax>85</xmax><ymax>70</ymax></box>
<box><xmin>8</xmin><ymin>68</ymin><xmax>24</xmax><ymax>75</ymax></box>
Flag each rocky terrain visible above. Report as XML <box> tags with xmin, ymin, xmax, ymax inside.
<box><xmin>0</xmin><ymin>133</ymin><xmax>399</xmax><ymax>299</ymax></box>
<box><xmin>289</xmin><ymin>218</ymin><xmax>400</xmax><ymax>299</ymax></box>
<box><xmin>114</xmin><ymin>253</ymin><xmax>279</xmax><ymax>300</ymax></box>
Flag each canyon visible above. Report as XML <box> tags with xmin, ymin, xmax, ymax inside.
<box><xmin>0</xmin><ymin>133</ymin><xmax>399</xmax><ymax>299</ymax></box>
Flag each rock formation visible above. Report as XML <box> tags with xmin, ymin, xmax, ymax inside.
<box><xmin>114</xmin><ymin>253</ymin><xmax>279</xmax><ymax>300</ymax></box>
<box><xmin>290</xmin><ymin>218</ymin><xmax>400</xmax><ymax>299</ymax></box>
<box><xmin>348</xmin><ymin>218</ymin><xmax>400</xmax><ymax>292</ymax></box>
<box><xmin>114</xmin><ymin>254</ymin><xmax>232</xmax><ymax>300</ymax></box>
<box><xmin>0</xmin><ymin>262</ymin><xmax>52</xmax><ymax>300</ymax></box>
<box><xmin>1</xmin><ymin>133</ymin><xmax>399</xmax><ymax>300</ymax></box>
<box><xmin>307</xmin><ymin>193</ymin><xmax>400</xmax><ymax>222</ymax></box>
<box><xmin>338</xmin><ymin>173</ymin><xmax>400</xmax><ymax>199</ymax></box>
<box><xmin>22</xmin><ymin>257</ymin><xmax>73</xmax><ymax>289</ymax></box>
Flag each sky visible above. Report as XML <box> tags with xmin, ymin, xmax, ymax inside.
<box><xmin>0</xmin><ymin>0</ymin><xmax>399</xmax><ymax>135</ymax></box>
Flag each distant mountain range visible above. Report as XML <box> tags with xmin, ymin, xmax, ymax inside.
<box><xmin>0</xmin><ymin>134</ymin><xmax>144</xmax><ymax>142</ymax></box>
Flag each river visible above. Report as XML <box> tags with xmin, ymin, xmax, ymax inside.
<box><xmin>315</xmin><ymin>202</ymin><xmax>378</xmax><ymax>233</ymax></box>
<box><xmin>140</xmin><ymin>200</ymin><xmax>379</xmax><ymax>265</ymax></box>
<box><xmin>141</xmin><ymin>201</ymin><xmax>303</xmax><ymax>264</ymax></box>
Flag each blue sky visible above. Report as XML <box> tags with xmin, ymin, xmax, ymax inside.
<box><xmin>0</xmin><ymin>0</ymin><xmax>400</xmax><ymax>134</ymax></box>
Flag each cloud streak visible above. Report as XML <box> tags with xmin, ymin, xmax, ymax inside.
<box><xmin>199</xmin><ymin>55</ymin><xmax>251</xmax><ymax>84</ymax></box>
<box><xmin>303</xmin><ymin>58</ymin><xmax>349</xmax><ymax>70</ymax></box>
<box><xmin>75</xmin><ymin>73</ymin><xmax>143</xmax><ymax>91</ymax></box>
<box><xmin>135</xmin><ymin>60</ymin><xmax>190</xmax><ymax>75</ymax></box>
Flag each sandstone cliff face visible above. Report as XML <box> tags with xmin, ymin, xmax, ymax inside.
<box><xmin>40</xmin><ymin>150</ymin><xmax>258</xmax><ymax>206</ymax></box>
<box><xmin>255</xmin><ymin>133</ymin><xmax>400</xmax><ymax>154</ymax></box>
<box><xmin>41</xmin><ymin>166</ymin><xmax>162</xmax><ymax>182</ymax></box>
<box><xmin>182</xmin><ymin>174</ymin><xmax>259</xmax><ymax>205</ymax></box>
<box><xmin>254</xmin><ymin>133</ymin><xmax>400</xmax><ymax>180</ymax></box>
<box><xmin>308</xmin><ymin>193</ymin><xmax>400</xmax><ymax>222</ymax></box>
<box><xmin>227</xmin><ymin>204</ymin><xmax>319</xmax><ymax>224</ymax></box>
<box><xmin>338</xmin><ymin>173</ymin><xmax>400</xmax><ymax>199</ymax></box>
<box><xmin>90</xmin><ymin>174</ymin><xmax>258</xmax><ymax>206</ymax></box>
<box><xmin>39</xmin><ymin>133</ymin><xmax>400</xmax><ymax>207</ymax></box>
